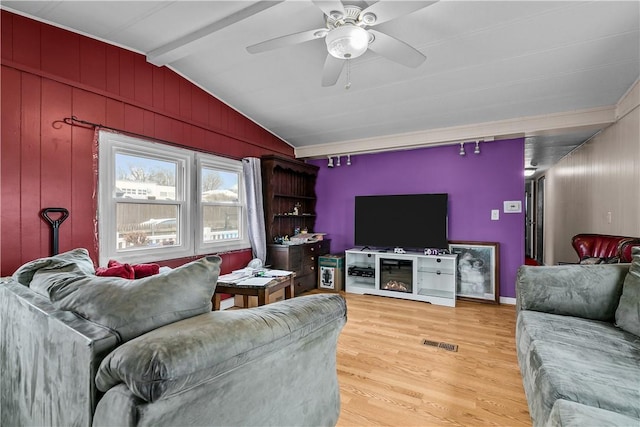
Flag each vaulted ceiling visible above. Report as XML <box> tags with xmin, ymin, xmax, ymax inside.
<box><xmin>4</xmin><ymin>1</ymin><xmax>639</xmax><ymax>176</ymax></box>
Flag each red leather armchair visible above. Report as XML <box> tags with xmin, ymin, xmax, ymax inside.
<box><xmin>620</xmin><ymin>239</ymin><xmax>640</xmax><ymax>262</ymax></box>
<box><xmin>571</xmin><ymin>233</ymin><xmax>640</xmax><ymax>263</ymax></box>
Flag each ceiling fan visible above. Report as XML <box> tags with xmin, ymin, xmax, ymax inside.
<box><xmin>246</xmin><ymin>0</ymin><xmax>437</xmax><ymax>87</ymax></box>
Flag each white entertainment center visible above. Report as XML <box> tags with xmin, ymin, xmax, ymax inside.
<box><xmin>345</xmin><ymin>248</ymin><xmax>458</xmax><ymax>307</ymax></box>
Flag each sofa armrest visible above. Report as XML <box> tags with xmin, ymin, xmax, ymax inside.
<box><xmin>95</xmin><ymin>293</ymin><xmax>347</xmax><ymax>403</ymax></box>
<box><xmin>620</xmin><ymin>239</ymin><xmax>640</xmax><ymax>263</ymax></box>
<box><xmin>1</xmin><ymin>278</ymin><xmax>119</xmax><ymax>427</ymax></box>
<box><xmin>516</xmin><ymin>264</ymin><xmax>629</xmax><ymax>321</ymax></box>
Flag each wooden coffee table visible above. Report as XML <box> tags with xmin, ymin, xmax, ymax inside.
<box><xmin>213</xmin><ymin>272</ymin><xmax>295</xmax><ymax>310</ymax></box>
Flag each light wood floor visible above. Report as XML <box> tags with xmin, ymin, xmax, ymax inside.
<box><xmin>333</xmin><ymin>292</ymin><xmax>531</xmax><ymax>426</ymax></box>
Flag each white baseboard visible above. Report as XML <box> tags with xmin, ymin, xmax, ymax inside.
<box><xmin>500</xmin><ymin>296</ymin><xmax>516</xmax><ymax>305</ymax></box>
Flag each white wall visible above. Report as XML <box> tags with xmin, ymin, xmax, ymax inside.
<box><xmin>544</xmin><ymin>80</ymin><xmax>640</xmax><ymax>264</ymax></box>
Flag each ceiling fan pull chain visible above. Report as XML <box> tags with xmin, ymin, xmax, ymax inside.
<box><xmin>345</xmin><ymin>58</ymin><xmax>352</xmax><ymax>90</ymax></box>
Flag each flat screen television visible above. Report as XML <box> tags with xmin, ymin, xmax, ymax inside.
<box><xmin>354</xmin><ymin>193</ymin><xmax>448</xmax><ymax>250</ymax></box>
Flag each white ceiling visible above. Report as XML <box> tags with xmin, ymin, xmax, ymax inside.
<box><xmin>4</xmin><ymin>1</ymin><xmax>639</xmax><ymax>177</ymax></box>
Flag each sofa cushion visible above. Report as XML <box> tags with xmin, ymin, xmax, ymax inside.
<box><xmin>547</xmin><ymin>399</ymin><xmax>640</xmax><ymax>427</ymax></box>
<box><xmin>517</xmin><ymin>311</ymin><xmax>640</xmax><ymax>361</ymax></box>
<box><xmin>615</xmin><ymin>247</ymin><xmax>640</xmax><ymax>336</ymax></box>
<box><xmin>30</xmin><ymin>255</ymin><xmax>221</xmax><ymax>342</ymax></box>
<box><xmin>12</xmin><ymin>248</ymin><xmax>95</xmax><ymax>288</ymax></box>
<box><xmin>95</xmin><ymin>294</ymin><xmax>347</xmax><ymax>402</ymax></box>
<box><xmin>517</xmin><ymin>311</ymin><xmax>640</xmax><ymax>424</ymax></box>
<box><xmin>516</xmin><ymin>264</ymin><xmax>627</xmax><ymax>322</ymax></box>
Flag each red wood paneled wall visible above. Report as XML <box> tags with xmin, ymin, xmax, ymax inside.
<box><xmin>0</xmin><ymin>11</ymin><xmax>293</xmax><ymax>275</ymax></box>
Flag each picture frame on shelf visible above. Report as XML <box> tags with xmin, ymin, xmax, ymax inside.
<box><xmin>448</xmin><ymin>241</ymin><xmax>500</xmax><ymax>304</ymax></box>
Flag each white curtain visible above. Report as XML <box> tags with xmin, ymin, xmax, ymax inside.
<box><xmin>242</xmin><ymin>157</ymin><xmax>267</xmax><ymax>263</ymax></box>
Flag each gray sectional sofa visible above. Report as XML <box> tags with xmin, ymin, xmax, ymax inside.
<box><xmin>516</xmin><ymin>248</ymin><xmax>640</xmax><ymax>426</ymax></box>
<box><xmin>0</xmin><ymin>249</ymin><xmax>347</xmax><ymax>427</ymax></box>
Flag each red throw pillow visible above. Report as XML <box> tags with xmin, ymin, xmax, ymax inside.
<box><xmin>96</xmin><ymin>263</ymin><xmax>135</xmax><ymax>279</ymax></box>
<box><xmin>104</xmin><ymin>259</ymin><xmax>160</xmax><ymax>279</ymax></box>
<box><xmin>132</xmin><ymin>263</ymin><xmax>160</xmax><ymax>279</ymax></box>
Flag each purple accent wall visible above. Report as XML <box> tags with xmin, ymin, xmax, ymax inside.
<box><xmin>308</xmin><ymin>138</ymin><xmax>525</xmax><ymax>298</ymax></box>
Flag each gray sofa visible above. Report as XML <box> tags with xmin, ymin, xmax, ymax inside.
<box><xmin>0</xmin><ymin>249</ymin><xmax>347</xmax><ymax>427</ymax></box>
<box><xmin>516</xmin><ymin>248</ymin><xmax>640</xmax><ymax>426</ymax></box>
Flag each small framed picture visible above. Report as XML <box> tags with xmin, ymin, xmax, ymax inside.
<box><xmin>448</xmin><ymin>241</ymin><xmax>500</xmax><ymax>304</ymax></box>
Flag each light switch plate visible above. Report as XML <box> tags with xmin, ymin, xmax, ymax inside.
<box><xmin>491</xmin><ymin>209</ymin><xmax>500</xmax><ymax>220</ymax></box>
<box><xmin>503</xmin><ymin>200</ymin><xmax>522</xmax><ymax>213</ymax></box>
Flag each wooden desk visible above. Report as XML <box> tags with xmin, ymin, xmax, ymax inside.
<box><xmin>213</xmin><ymin>273</ymin><xmax>295</xmax><ymax>310</ymax></box>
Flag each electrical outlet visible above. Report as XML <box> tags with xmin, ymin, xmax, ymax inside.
<box><xmin>607</xmin><ymin>211</ymin><xmax>612</xmax><ymax>224</ymax></box>
<box><xmin>491</xmin><ymin>210</ymin><xmax>500</xmax><ymax>220</ymax></box>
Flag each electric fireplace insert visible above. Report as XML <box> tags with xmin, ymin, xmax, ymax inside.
<box><xmin>379</xmin><ymin>258</ymin><xmax>413</xmax><ymax>293</ymax></box>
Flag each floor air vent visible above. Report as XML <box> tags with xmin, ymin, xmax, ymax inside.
<box><xmin>422</xmin><ymin>339</ymin><xmax>458</xmax><ymax>352</ymax></box>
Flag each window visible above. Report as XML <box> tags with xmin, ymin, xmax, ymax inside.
<box><xmin>98</xmin><ymin>131</ymin><xmax>249</xmax><ymax>265</ymax></box>
<box><xmin>196</xmin><ymin>156</ymin><xmax>245</xmax><ymax>253</ymax></box>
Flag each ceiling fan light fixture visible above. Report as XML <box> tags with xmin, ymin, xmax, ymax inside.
<box><xmin>361</xmin><ymin>12</ymin><xmax>376</xmax><ymax>25</ymax></box>
<box><xmin>326</xmin><ymin>25</ymin><xmax>369</xmax><ymax>59</ymax></box>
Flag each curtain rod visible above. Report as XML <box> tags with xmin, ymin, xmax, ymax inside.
<box><xmin>63</xmin><ymin>115</ymin><xmax>161</xmax><ymax>146</ymax></box>
<box><xmin>63</xmin><ymin>116</ymin><xmax>120</xmax><ymax>132</ymax></box>
<box><xmin>61</xmin><ymin>115</ymin><xmax>247</xmax><ymax>161</ymax></box>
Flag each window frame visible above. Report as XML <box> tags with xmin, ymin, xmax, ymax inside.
<box><xmin>98</xmin><ymin>131</ymin><xmax>249</xmax><ymax>266</ymax></box>
<box><xmin>196</xmin><ymin>153</ymin><xmax>249</xmax><ymax>254</ymax></box>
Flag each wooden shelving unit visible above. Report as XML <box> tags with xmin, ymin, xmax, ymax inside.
<box><xmin>261</xmin><ymin>155</ymin><xmax>319</xmax><ymax>242</ymax></box>
<box><xmin>261</xmin><ymin>155</ymin><xmax>329</xmax><ymax>294</ymax></box>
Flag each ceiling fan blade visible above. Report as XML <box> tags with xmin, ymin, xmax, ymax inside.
<box><xmin>312</xmin><ymin>0</ymin><xmax>346</xmax><ymax>18</ymax></box>
<box><xmin>247</xmin><ymin>28</ymin><xmax>326</xmax><ymax>54</ymax></box>
<box><xmin>367</xmin><ymin>30</ymin><xmax>426</xmax><ymax>68</ymax></box>
<box><xmin>321</xmin><ymin>55</ymin><xmax>345</xmax><ymax>87</ymax></box>
<box><xmin>361</xmin><ymin>1</ymin><xmax>438</xmax><ymax>26</ymax></box>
